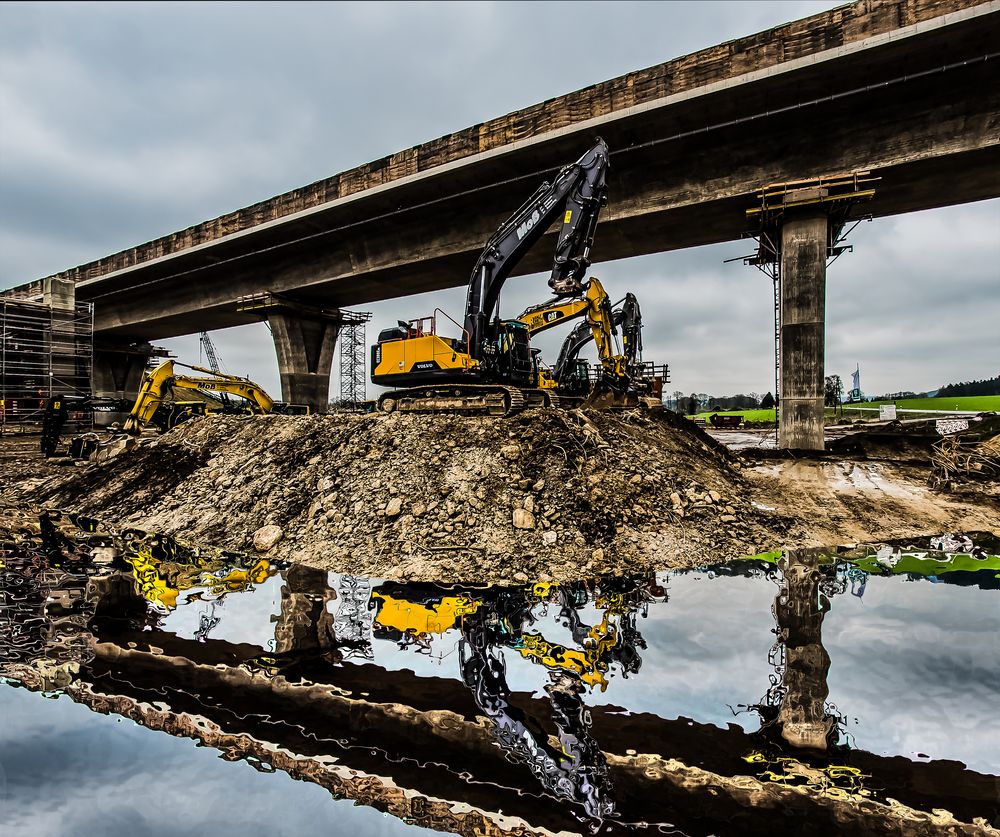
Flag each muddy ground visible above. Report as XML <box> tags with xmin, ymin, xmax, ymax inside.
<box><xmin>2</xmin><ymin>410</ymin><xmax>997</xmax><ymax>582</ymax></box>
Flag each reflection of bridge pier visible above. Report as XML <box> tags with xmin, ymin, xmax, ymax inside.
<box><xmin>773</xmin><ymin>548</ymin><xmax>833</xmax><ymax>750</ymax></box>
<box><xmin>273</xmin><ymin>564</ymin><xmax>335</xmax><ymax>652</ymax></box>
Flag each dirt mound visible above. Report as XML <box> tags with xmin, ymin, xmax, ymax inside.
<box><xmin>25</xmin><ymin>409</ymin><xmax>793</xmax><ymax>581</ymax></box>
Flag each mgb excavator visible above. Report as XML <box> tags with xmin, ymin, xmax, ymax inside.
<box><xmin>371</xmin><ymin>139</ymin><xmax>610</xmax><ymax>415</ymax></box>
<box><xmin>41</xmin><ymin>360</ymin><xmax>308</xmax><ymax>457</ymax></box>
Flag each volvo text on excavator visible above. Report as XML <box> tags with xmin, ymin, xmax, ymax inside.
<box><xmin>370</xmin><ymin>139</ymin><xmax>610</xmax><ymax>415</ymax></box>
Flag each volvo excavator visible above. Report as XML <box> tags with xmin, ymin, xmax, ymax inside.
<box><xmin>41</xmin><ymin>360</ymin><xmax>308</xmax><ymax>457</ymax></box>
<box><xmin>370</xmin><ymin>139</ymin><xmax>610</xmax><ymax>415</ymax></box>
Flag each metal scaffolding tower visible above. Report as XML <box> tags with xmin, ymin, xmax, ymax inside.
<box><xmin>1</xmin><ymin>298</ymin><xmax>94</xmax><ymax>432</ymax></box>
<box><xmin>338</xmin><ymin>310</ymin><xmax>372</xmax><ymax>410</ymax></box>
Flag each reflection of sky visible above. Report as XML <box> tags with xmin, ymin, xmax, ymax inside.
<box><xmin>823</xmin><ymin>577</ymin><xmax>1000</xmax><ymax>775</ymax></box>
<box><xmin>160</xmin><ymin>574</ymin><xmax>284</xmax><ymax>650</ymax></box>
<box><xmin>0</xmin><ymin>686</ymin><xmax>438</xmax><ymax>837</ymax></box>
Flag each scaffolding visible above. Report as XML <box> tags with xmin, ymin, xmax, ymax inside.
<box><xmin>338</xmin><ymin>310</ymin><xmax>373</xmax><ymax>409</ymax></box>
<box><xmin>1</xmin><ymin>298</ymin><xmax>94</xmax><ymax>432</ymax></box>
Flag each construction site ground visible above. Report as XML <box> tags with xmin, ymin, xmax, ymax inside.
<box><xmin>2</xmin><ymin>410</ymin><xmax>997</xmax><ymax>583</ymax></box>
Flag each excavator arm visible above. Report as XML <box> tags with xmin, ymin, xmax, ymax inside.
<box><xmin>464</xmin><ymin>139</ymin><xmax>609</xmax><ymax>363</ymax></box>
<box><xmin>173</xmin><ymin>375</ymin><xmax>275</xmax><ymax>413</ymax></box>
<box><xmin>551</xmin><ymin>292</ymin><xmax>642</xmax><ymax>386</ymax></box>
<box><xmin>123</xmin><ymin>360</ymin><xmax>291</xmax><ymax>434</ymax></box>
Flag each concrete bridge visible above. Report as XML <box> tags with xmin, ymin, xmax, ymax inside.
<box><xmin>5</xmin><ymin>0</ymin><xmax>999</xmax><ymax>444</ymax></box>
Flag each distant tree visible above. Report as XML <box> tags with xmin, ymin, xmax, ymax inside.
<box><xmin>671</xmin><ymin>390</ymin><xmax>685</xmax><ymax>413</ymax></box>
<box><xmin>824</xmin><ymin>375</ymin><xmax>844</xmax><ymax>408</ymax></box>
<box><xmin>938</xmin><ymin>374</ymin><xmax>1000</xmax><ymax>398</ymax></box>
<box><xmin>760</xmin><ymin>392</ymin><xmax>775</xmax><ymax>410</ymax></box>
<box><xmin>687</xmin><ymin>393</ymin><xmax>700</xmax><ymax>415</ymax></box>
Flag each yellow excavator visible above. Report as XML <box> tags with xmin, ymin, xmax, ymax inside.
<box><xmin>41</xmin><ymin>360</ymin><xmax>308</xmax><ymax>457</ymax></box>
<box><xmin>122</xmin><ymin>360</ymin><xmax>309</xmax><ymax>433</ymax></box>
<box><xmin>517</xmin><ymin>283</ymin><xmax>666</xmax><ymax>408</ymax></box>
<box><xmin>370</xmin><ymin>140</ymin><xmax>611</xmax><ymax>415</ymax></box>
<box><xmin>516</xmin><ymin>276</ymin><xmax>625</xmax><ymax>384</ymax></box>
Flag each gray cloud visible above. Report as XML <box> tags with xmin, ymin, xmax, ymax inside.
<box><xmin>1</xmin><ymin>1</ymin><xmax>997</xmax><ymax>398</ymax></box>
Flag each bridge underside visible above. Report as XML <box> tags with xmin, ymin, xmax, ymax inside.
<box><xmin>75</xmin><ymin>9</ymin><xmax>999</xmax><ymax>341</ymax></box>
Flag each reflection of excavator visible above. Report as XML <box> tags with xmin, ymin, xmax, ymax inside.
<box><xmin>42</xmin><ymin>360</ymin><xmax>309</xmax><ymax>457</ymax></box>
<box><xmin>370</xmin><ymin>140</ymin><xmax>610</xmax><ymax>415</ymax></box>
<box><xmin>121</xmin><ymin>530</ymin><xmax>279</xmax><ymax>617</ymax></box>
<box><xmin>359</xmin><ymin>576</ymin><xmax>656</xmax><ymax>826</ymax></box>
<box><xmin>367</xmin><ymin>577</ymin><xmax>650</xmax><ymax>690</ymax></box>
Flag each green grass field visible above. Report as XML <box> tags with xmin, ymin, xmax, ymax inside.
<box><xmin>838</xmin><ymin>395</ymin><xmax>1000</xmax><ymax>413</ymax></box>
<box><xmin>692</xmin><ymin>394</ymin><xmax>999</xmax><ymax>423</ymax></box>
<box><xmin>692</xmin><ymin>408</ymin><xmax>776</xmax><ymax>422</ymax></box>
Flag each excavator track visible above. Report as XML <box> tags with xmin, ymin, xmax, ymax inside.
<box><xmin>375</xmin><ymin>385</ymin><xmax>576</xmax><ymax>417</ymax></box>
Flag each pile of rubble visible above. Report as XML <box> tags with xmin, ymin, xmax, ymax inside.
<box><xmin>27</xmin><ymin>409</ymin><xmax>794</xmax><ymax>581</ymax></box>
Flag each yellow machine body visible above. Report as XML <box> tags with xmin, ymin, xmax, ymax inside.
<box><xmin>124</xmin><ymin>360</ymin><xmax>308</xmax><ymax>433</ymax></box>
<box><xmin>371</xmin><ymin>333</ymin><xmax>479</xmax><ymax>387</ymax></box>
<box><xmin>371</xmin><ymin>592</ymin><xmax>482</xmax><ymax>635</ymax></box>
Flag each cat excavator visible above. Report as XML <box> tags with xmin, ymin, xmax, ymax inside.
<box><xmin>516</xmin><ymin>281</ymin><xmax>665</xmax><ymax>407</ymax></box>
<box><xmin>371</xmin><ymin>139</ymin><xmax>610</xmax><ymax>415</ymax></box>
<box><xmin>546</xmin><ymin>291</ymin><xmax>666</xmax><ymax>406</ymax></box>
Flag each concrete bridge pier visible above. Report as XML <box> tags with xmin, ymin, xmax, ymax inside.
<box><xmin>779</xmin><ymin>189</ymin><xmax>828</xmax><ymax>451</ymax></box>
<box><xmin>92</xmin><ymin>342</ymin><xmax>155</xmax><ymax>426</ymax></box>
<box><xmin>268</xmin><ymin>312</ymin><xmax>340</xmax><ymax>413</ymax></box>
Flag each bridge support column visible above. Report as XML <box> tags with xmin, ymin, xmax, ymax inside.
<box><xmin>92</xmin><ymin>342</ymin><xmax>155</xmax><ymax>426</ymax></box>
<box><xmin>268</xmin><ymin>313</ymin><xmax>339</xmax><ymax>414</ymax></box>
<box><xmin>779</xmin><ymin>189</ymin><xmax>828</xmax><ymax>451</ymax></box>
<box><xmin>43</xmin><ymin>277</ymin><xmax>81</xmax><ymax>395</ymax></box>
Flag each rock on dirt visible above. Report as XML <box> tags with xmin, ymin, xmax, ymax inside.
<box><xmin>252</xmin><ymin>524</ymin><xmax>283</xmax><ymax>552</ymax></box>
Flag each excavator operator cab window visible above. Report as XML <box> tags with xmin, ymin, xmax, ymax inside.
<box><xmin>494</xmin><ymin>321</ymin><xmax>534</xmax><ymax>383</ymax></box>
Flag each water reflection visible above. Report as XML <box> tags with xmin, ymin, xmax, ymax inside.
<box><xmin>1</xmin><ymin>512</ymin><xmax>998</xmax><ymax>836</ymax></box>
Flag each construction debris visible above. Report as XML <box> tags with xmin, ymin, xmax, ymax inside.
<box><xmin>16</xmin><ymin>410</ymin><xmax>790</xmax><ymax>581</ymax></box>
<box><xmin>931</xmin><ymin>422</ymin><xmax>1000</xmax><ymax>490</ymax></box>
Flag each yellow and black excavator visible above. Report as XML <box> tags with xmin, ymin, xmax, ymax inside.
<box><xmin>544</xmin><ymin>290</ymin><xmax>667</xmax><ymax>407</ymax></box>
<box><xmin>370</xmin><ymin>139</ymin><xmax>610</xmax><ymax>415</ymax></box>
<box><xmin>122</xmin><ymin>360</ymin><xmax>309</xmax><ymax>433</ymax></box>
<box><xmin>41</xmin><ymin>360</ymin><xmax>308</xmax><ymax>457</ymax></box>
<box><xmin>515</xmin><ymin>275</ymin><xmax>624</xmax><ymax>383</ymax></box>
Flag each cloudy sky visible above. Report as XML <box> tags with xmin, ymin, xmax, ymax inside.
<box><xmin>1</xmin><ymin>1</ymin><xmax>997</xmax><ymax>400</ymax></box>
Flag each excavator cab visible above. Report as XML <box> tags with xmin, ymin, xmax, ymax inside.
<box><xmin>559</xmin><ymin>359</ymin><xmax>593</xmax><ymax>396</ymax></box>
<box><xmin>488</xmin><ymin>320</ymin><xmax>536</xmax><ymax>385</ymax></box>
